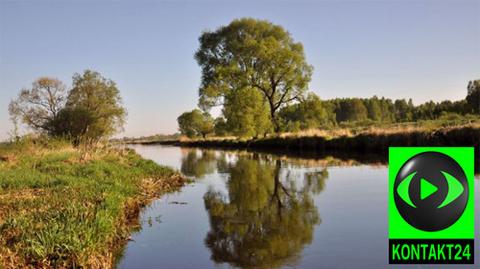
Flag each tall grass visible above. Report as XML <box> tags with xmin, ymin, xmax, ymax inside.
<box><xmin>155</xmin><ymin>124</ymin><xmax>480</xmax><ymax>173</ymax></box>
<box><xmin>0</xmin><ymin>137</ymin><xmax>184</xmax><ymax>268</ymax></box>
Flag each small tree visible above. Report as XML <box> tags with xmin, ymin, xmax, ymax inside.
<box><xmin>177</xmin><ymin>109</ymin><xmax>214</xmax><ymax>138</ymax></box>
<box><xmin>349</xmin><ymin>99</ymin><xmax>368</xmax><ymax>122</ymax></box>
<box><xmin>467</xmin><ymin>80</ymin><xmax>480</xmax><ymax>114</ymax></box>
<box><xmin>366</xmin><ymin>96</ymin><xmax>382</xmax><ymax>121</ymax></box>
<box><xmin>66</xmin><ymin>70</ymin><xmax>127</xmax><ymax>141</ymax></box>
<box><xmin>394</xmin><ymin>99</ymin><xmax>413</xmax><ymax>122</ymax></box>
<box><xmin>8</xmin><ymin>77</ymin><xmax>67</xmax><ymax>134</ymax></box>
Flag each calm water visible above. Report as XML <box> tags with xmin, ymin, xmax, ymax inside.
<box><xmin>117</xmin><ymin>145</ymin><xmax>480</xmax><ymax>269</ymax></box>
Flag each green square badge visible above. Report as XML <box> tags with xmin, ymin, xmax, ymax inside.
<box><xmin>388</xmin><ymin>147</ymin><xmax>474</xmax><ymax>264</ymax></box>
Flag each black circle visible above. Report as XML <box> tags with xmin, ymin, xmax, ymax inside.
<box><xmin>394</xmin><ymin>151</ymin><xmax>468</xmax><ymax>231</ymax></box>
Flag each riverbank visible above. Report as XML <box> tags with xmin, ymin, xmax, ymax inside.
<box><xmin>0</xmin><ymin>138</ymin><xmax>185</xmax><ymax>268</ymax></box>
<box><xmin>137</xmin><ymin>124</ymin><xmax>480</xmax><ymax>153</ymax></box>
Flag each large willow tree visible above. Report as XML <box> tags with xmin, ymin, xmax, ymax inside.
<box><xmin>195</xmin><ymin>18</ymin><xmax>313</xmax><ymax>132</ymax></box>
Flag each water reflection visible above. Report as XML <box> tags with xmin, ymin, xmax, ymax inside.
<box><xmin>180</xmin><ymin>151</ymin><xmax>329</xmax><ymax>268</ymax></box>
<box><xmin>180</xmin><ymin>149</ymin><xmax>217</xmax><ymax>178</ymax></box>
<box><xmin>118</xmin><ymin>145</ymin><xmax>480</xmax><ymax>269</ymax></box>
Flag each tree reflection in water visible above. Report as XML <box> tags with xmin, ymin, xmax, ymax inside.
<box><xmin>197</xmin><ymin>152</ymin><xmax>329</xmax><ymax>268</ymax></box>
<box><xmin>180</xmin><ymin>149</ymin><xmax>217</xmax><ymax>178</ymax></box>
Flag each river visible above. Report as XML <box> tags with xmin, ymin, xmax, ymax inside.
<box><xmin>117</xmin><ymin>145</ymin><xmax>479</xmax><ymax>269</ymax></box>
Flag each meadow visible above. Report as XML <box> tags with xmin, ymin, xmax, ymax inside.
<box><xmin>0</xmin><ymin>138</ymin><xmax>185</xmax><ymax>268</ymax></box>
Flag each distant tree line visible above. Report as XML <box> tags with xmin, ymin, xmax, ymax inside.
<box><xmin>9</xmin><ymin>70</ymin><xmax>126</xmax><ymax>144</ymax></box>
<box><xmin>279</xmin><ymin>89</ymin><xmax>478</xmax><ymax>132</ymax></box>
<box><xmin>179</xmin><ymin>82</ymin><xmax>479</xmax><ymax>138</ymax></box>
<box><xmin>177</xmin><ymin>18</ymin><xmax>480</xmax><ymax>138</ymax></box>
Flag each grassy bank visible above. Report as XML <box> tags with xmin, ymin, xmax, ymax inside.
<box><xmin>141</xmin><ymin>124</ymin><xmax>479</xmax><ymax>152</ymax></box>
<box><xmin>0</xmin><ymin>138</ymin><xmax>185</xmax><ymax>268</ymax></box>
<box><xmin>141</xmin><ymin>124</ymin><xmax>480</xmax><ymax>174</ymax></box>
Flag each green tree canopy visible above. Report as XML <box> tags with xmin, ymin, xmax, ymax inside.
<box><xmin>66</xmin><ymin>70</ymin><xmax>127</xmax><ymax>141</ymax></box>
<box><xmin>394</xmin><ymin>99</ymin><xmax>413</xmax><ymax>122</ymax></box>
<box><xmin>222</xmin><ymin>87</ymin><xmax>272</xmax><ymax>137</ymax></box>
<box><xmin>279</xmin><ymin>93</ymin><xmax>336</xmax><ymax>131</ymax></box>
<box><xmin>177</xmin><ymin>109</ymin><xmax>214</xmax><ymax>138</ymax></box>
<box><xmin>365</xmin><ymin>96</ymin><xmax>382</xmax><ymax>122</ymax></box>
<box><xmin>195</xmin><ymin>18</ymin><xmax>313</xmax><ymax>131</ymax></box>
<box><xmin>48</xmin><ymin>107</ymin><xmax>96</xmax><ymax>144</ymax></box>
<box><xmin>334</xmin><ymin>98</ymin><xmax>368</xmax><ymax>122</ymax></box>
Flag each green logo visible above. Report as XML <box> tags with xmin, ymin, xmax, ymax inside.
<box><xmin>397</xmin><ymin>170</ymin><xmax>464</xmax><ymax>209</ymax></box>
<box><xmin>389</xmin><ymin>147</ymin><xmax>474</xmax><ymax>264</ymax></box>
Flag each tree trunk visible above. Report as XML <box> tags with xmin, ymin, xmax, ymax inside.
<box><xmin>268</xmin><ymin>102</ymin><xmax>280</xmax><ymax>133</ymax></box>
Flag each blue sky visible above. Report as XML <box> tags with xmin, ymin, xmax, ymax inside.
<box><xmin>0</xmin><ymin>0</ymin><xmax>479</xmax><ymax>139</ymax></box>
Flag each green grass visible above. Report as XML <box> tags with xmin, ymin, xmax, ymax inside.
<box><xmin>0</xmin><ymin>138</ymin><xmax>185</xmax><ymax>268</ymax></box>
